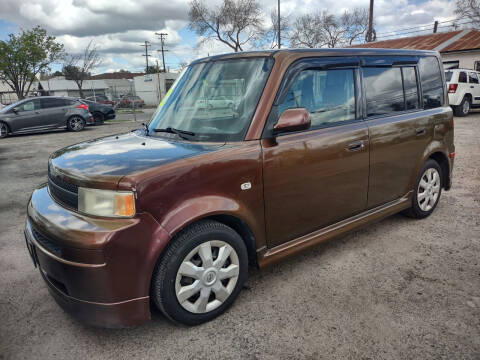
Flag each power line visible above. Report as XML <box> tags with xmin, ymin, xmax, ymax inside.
<box><xmin>376</xmin><ymin>17</ymin><xmax>469</xmax><ymax>38</ymax></box>
<box><xmin>376</xmin><ymin>20</ymin><xmax>475</xmax><ymax>39</ymax></box>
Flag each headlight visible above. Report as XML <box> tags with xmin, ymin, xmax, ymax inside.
<box><xmin>78</xmin><ymin>188</ymin><xmax>135</xmax><ymax>218</ymax></box>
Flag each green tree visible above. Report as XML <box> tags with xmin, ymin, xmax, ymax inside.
<box><xmin>0</xmin><ymin>26</ymin><xmax>64</xmax><ymax>99</ymax></box>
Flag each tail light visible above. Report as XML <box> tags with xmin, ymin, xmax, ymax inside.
<box><xmin>76</xmin><ymin>104</ymin><xmax>89</xmax><ymax>110</ymax></box>
<box><xmin>448</xmin><ymin>84</ymin><xmax>458</xmax><ymax>93</ymax></box>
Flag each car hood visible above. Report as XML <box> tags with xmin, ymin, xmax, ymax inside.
<box><xmin>49</xmin><ymin>130</ymin><xmax>224</xmax><ymax>189</ymax></box>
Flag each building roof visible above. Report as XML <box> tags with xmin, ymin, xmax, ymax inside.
<box><xmin>352</xmin><ymin>29</ymin><xmax>480</xmax><ymax>53</ymax></box>
<box><xmin>39</xmin><ymin>79</ymin><xmax>108</xmax><ymax>91</ymax></box>
<box><xmin>88</xmin><ymin>72</ymin><xmax>144</xmax><ymax>80</ymax></box>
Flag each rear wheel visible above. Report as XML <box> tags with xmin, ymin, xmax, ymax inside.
<box><xmin>403</xmin><ymin>159</ymin><xmax>442</xmax><ymax>219</ymax></box>
<box><xmin>67</xmin><ymin>116</ymin><xmax>85</xmax><ymax>132</ymax></box>
<box><xmin>0</xmin><ymin>122</ymin><xmax>8</xmax><ymax>138</ymax></box>
<box><xmin>453</xmin><ymin>96</ymin><xmax>471</xmax><ymax>116</ymax></box>
<box><xmin>151</xmin><ymin>220</ymin><xmax>248</xmax><ymax>325</ymax></box>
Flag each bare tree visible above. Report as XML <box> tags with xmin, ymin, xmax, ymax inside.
<box><xmin>455</xmin><ymin>0</ymin><xmax>480</xmax><ymax>27</ymax></box>
<box><xmin>342</xmin><ymin>8</ymin><xmax>370</xmax><ymax>45</ymax></box>
<box><xmin>63</xmin><ymin>40</ymin><xmax>101</xmax><ymax>98</ymax></box>
<box><xmin>290</xmin><ymin>9</ymin><xmax>369</xmax><ymax>49</ymax></box>
<box><xmin>259</xmin><ymin>8</ymin><xmax>289</xmax><ymax>49</ymax></box>
<box><xmin>289</xmin><ymin>13</ymin><xmax>325</xmax><ymax>48</ymax></box>
<box><xmin>188</xmin><ymin>0</ymin><xmax>264</xmax><ymax>52</ymax></box>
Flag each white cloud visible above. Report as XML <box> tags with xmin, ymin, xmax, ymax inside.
<box><xmin>0</xmin><ymin>0</ymin><xmax>458</xmax><ymax>72</ymax></box>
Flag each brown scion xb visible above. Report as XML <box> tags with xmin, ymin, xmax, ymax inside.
<box><xmin>24</xmin><ymin>49</ymin><xmax>454</xmax><ymax>327</ymax></box>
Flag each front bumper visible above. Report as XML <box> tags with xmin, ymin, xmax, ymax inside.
<box><xmin>25</xmin><ymin>184</ymin><xmax>170</xmax><ymax>327</ymax></box>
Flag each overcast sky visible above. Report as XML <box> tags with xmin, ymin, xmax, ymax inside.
<box><xmin>0</xmin><ymin>0</ymin><xmax>458</xmax><ymax>74</ymax></box>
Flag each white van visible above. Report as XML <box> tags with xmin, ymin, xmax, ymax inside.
<box><xmin>445</xmin><ymin>68</ymin><xmax>480</xmax><ymax>116</ymax></box>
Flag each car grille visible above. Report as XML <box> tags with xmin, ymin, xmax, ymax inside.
<box><xmin>32</xmin><ymin>227</ymin><xmax>62</xmax><ymax>257</ymax></box>
<box><xmin>48</xmin><ymin>165</ymin><xmax>78</xmax><ymax>210</ymax></box>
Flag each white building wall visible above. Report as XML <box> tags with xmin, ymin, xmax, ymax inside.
<box><xmin>133</xmin><ymin>73</ymin><xmax>179</xmax><ymax>106</ymax></box>
<box><xmin>441</xmin><ymin>50</ymin><xmax>480</xmax><ymax>70</ymax></box>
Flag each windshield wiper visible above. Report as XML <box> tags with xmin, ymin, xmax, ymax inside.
<box><xmin>153</xmin><ymin>127</ymin><xmax>195</xmax><ymax>140</ymax></box>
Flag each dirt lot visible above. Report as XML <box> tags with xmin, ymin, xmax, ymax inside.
<box><xmin>0</xmin><ymin>115</ymin><xmax>479</xmax><ymax>360</ymax></box>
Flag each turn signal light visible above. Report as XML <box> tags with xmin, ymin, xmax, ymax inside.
<box><xmin>448</xmin><ymin>84</ymin><xmax>458</xmax><ymax>93</ymax></box>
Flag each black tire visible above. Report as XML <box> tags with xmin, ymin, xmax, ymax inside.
<box><xmin>0</xmin><ymin>122</ymin><xmax>9</xmax><ymax>138</ymax></box>
<box><xmin>403</xmin><ymin>159</ymin><xmax>442</xmax><ymax>219</ymax></box>
<box><xmin>66</xmin><ymin>116</ymin><xmax>85</xmax><ymax>132</ymax></box>
<box><xmin>453</xmin><ymin>96</ymin><xmax>471</xmax><ymax>117</ymax></box>
<box><xmin>151</xmin><ymin>220</ymin><xmax>248</xmax><ymax>326</ymax></box>
<box><xmin>93</xmin><ymin>112</ymin><xmax>104</xmax><ymax>125</ymax></box>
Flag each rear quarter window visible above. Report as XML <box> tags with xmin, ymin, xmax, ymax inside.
<box><xmin>418</xmin><ymin>56</ymin><xmax>444</xmax><ymax>109</ymax></box>
<box><xmin>445</xmin><ymin>71</ymin><xmax>453</xmax><ymax>82</ymax></box>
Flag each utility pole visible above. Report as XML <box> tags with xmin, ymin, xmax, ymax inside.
<box><xmin>277</xmin><ymin>0</ymin><xmax>281</xmax><ymax>49</ymax></box>
<box><xmin>140</xmin><ymin>41</ymin><xmax>151</xmax><ymax>72</ymax></box>
<box><xmin>367</xmin><ymin>0</ymin><xmax>374</xmax><ymax>42</ymax></box>
<box><xmin>155</xmin><ymin>32</ymin><xmax>169</xmax><ymax>73</ymax></box>
<box><xmin>433</xmin><ymin>21</ymin><xmax>439</xmax><ymax>33</ymax></box>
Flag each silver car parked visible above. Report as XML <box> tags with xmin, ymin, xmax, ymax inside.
<box><xmin>0</xmin><ymin>96</ymin><xmax>94</xmax><ymax>138</ymax></box>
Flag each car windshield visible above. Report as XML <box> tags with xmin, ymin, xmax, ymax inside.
<box><xmin>445</xmin><ymin>71</ymin><xmax>453</xmax><ymax>82</ymax></box>
<box><xmin>0</xmin><ymin>99</ymin><xmax>25</xmax><ymax>113</ymax></box>
<box><xmin>148</xmin><ymin>57</ymin><xmax>274</xmax><ymax>142</ymax></box>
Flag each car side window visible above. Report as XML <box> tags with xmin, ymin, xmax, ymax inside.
<box><xmin>41</xmin><ymin>98</ymin><xmax>67</xmax><ymax>109</ymax></box>
<box><xmin>364</xmin><ymin>67</ymin><xmax>404</xmax><ymax>116</ymax></box>
<box><xmin>17</xmin><ymin>99</ymin><xmax>41</xmax><ymax>112</ymax></box>
<box><xmin>418</xmin><ymin>56</ymin><xmax>444</xmax><ymax>109</ymax></box>
<box><xmin>459</xmin><ymin>71</ymin><xmax>468</xmax><ymax>83</ymax></box>
<box><xmin>468</xmin><ymin>72</ymin><xmax>479</xmax><ymax>84</ymax></box>
<box><xmin>277</xmin><ymin>68</ymin><xmax>356</xmax><ymax>128</ymax></box>
<box><xmin>402</xmin><ymin>67</ymin><xmax>419</xmax><ymax>110</ymax></box>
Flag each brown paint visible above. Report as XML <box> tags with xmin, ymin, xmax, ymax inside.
<box><xmin>25</xmin><ymin>48</ymin><xmax>454</xmax><ymax>327</ymax></box>
<box><xmin>273</xmin><ymin>108</ymin><xmax>311</xmax><ymax>133</ymax></box>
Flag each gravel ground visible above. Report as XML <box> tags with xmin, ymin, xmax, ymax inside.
<box><xmin>0</xmin><ymin>114</ymin><xmax>479</xmax><ymax>360</ymax></box>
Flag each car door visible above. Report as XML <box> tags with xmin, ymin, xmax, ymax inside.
<box><xmin>362</xmin><ymin>56</ymin><xmax>442</xmax><ymax>208</ymax></box>
<box><xmin>40</xmin><ymin>98</ymin><xmax>69</xmax><ymax>127</ymax></box>
<box><xmin>7</xmin><ymin>99</ymin><xmax>42</xmax><ymax>132</ymax></box>
<box><xmin>467</xmin><ymin>72</ymin><xmax>480</xmax><ymax>105</ymax></box>
<box><xmin>262</xmin><ymin>58</ymin><xmax>369</xmax><ymax>248</ymax></box>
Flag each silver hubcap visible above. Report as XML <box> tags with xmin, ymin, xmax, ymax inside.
<box><xmin>417</xmin><ymin>168</ymin><xmax>440</xmax><ymax>212</ymax></box>
<box><xmin>463</xmin><ymin>99</ymin><xmax>470</xmax><ymax>114</ymax></box>
<box><xmin>175</xmin><ymin>240</ymin><xmax>239</xmax><ymax>314</ymax></box>
<box><xmin>70</xmin><ymin>117</ymin><xmax>83</xmax><ymax>131</ymax></box>
<box><xmin>0</xmin><ymin>123</ymin><xmax>7</xmax><ymax>137</ymax></box>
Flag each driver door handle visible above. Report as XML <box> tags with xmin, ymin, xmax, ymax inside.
<box><xmin>346</xmin><ymin>140</ymin><xmax>365</xmax><ymax>152</ymax></box>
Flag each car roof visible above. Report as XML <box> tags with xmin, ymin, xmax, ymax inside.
<box><xmin>191</xmin><ymin>48</ymin><xmax>440</xmax><ymax>65</ymax></box>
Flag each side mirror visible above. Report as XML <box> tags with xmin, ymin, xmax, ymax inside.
<box><xmin>12</xmin><ymin>107</ymin><xmax>19</xmax><ymax>113</ymax></box>
<box><xmin>273</xmin><ymin>108</ymin><xmax>311</xmax><ymax>134</ymax></box>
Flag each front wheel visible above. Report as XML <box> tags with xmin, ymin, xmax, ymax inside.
<box><xmin>67</xmin><ymin>116</ymin><xmax>85</xmax><ymax>132</ymax></box>
<box><xmin>93</xmin><ymin>112</ymin><xmax>104</xmax><ymax>125</ymax></box>
<box><xmin>403</xmin><ymin>159</ymin><xmax>442</xmax><ymax>219</ymax></box>
<box><xmin>151</xmin><ymin>220</ymin><xmax>248</xmax><ymax>325</ymax></box>
<box><xmin>0</xmin><ymin>122</ymin><xmax>8</xmax><ymax>138</ymax></box>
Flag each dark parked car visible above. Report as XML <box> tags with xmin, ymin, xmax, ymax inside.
<box><xmin>85</xmin><ymin>95</ymin><xmax>115</xmax><ymax>107</ymax></box>
<box><xmin>0</xmin><ymin>96</ymin><xmax>93</xmax><ymax>138</ymax></box>
<box><xmin>81</xmin><ymin>99</ymin><xmax>116</xmax><ymax>124</ymax></box>
<box><xmin>25</xmin><ymin>49</ymin><xmax>454</xmax><ymax>328</ymax></box>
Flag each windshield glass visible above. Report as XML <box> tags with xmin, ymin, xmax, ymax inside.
<box><xmin>148</xmin><ymin>57</ymin><xmax>274</xmax><ymax>142</ymax></box>
<box><xmin>445</xmin><ymin>71</ymin><xmax>453</xmax><ymax>82</ymax></box>
<box><xmin>1</xmin><ymin>99</ymin><xmax>24</xmax><ymax>113</ymax></box>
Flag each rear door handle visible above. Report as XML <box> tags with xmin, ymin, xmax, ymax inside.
<box><xmin>346</xmin><ymin>140</ymin><xmax>365</xmax><ymax>152</ymax></box>
<box><xmin>416</xmin><ymin>127</ymin><xmax>425</xmax><ymax>136</ymax></box>
<box><xmin>471</xmin><ymin>86</ymin><xmax>475</xmax><ymax>89</ymax></box>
